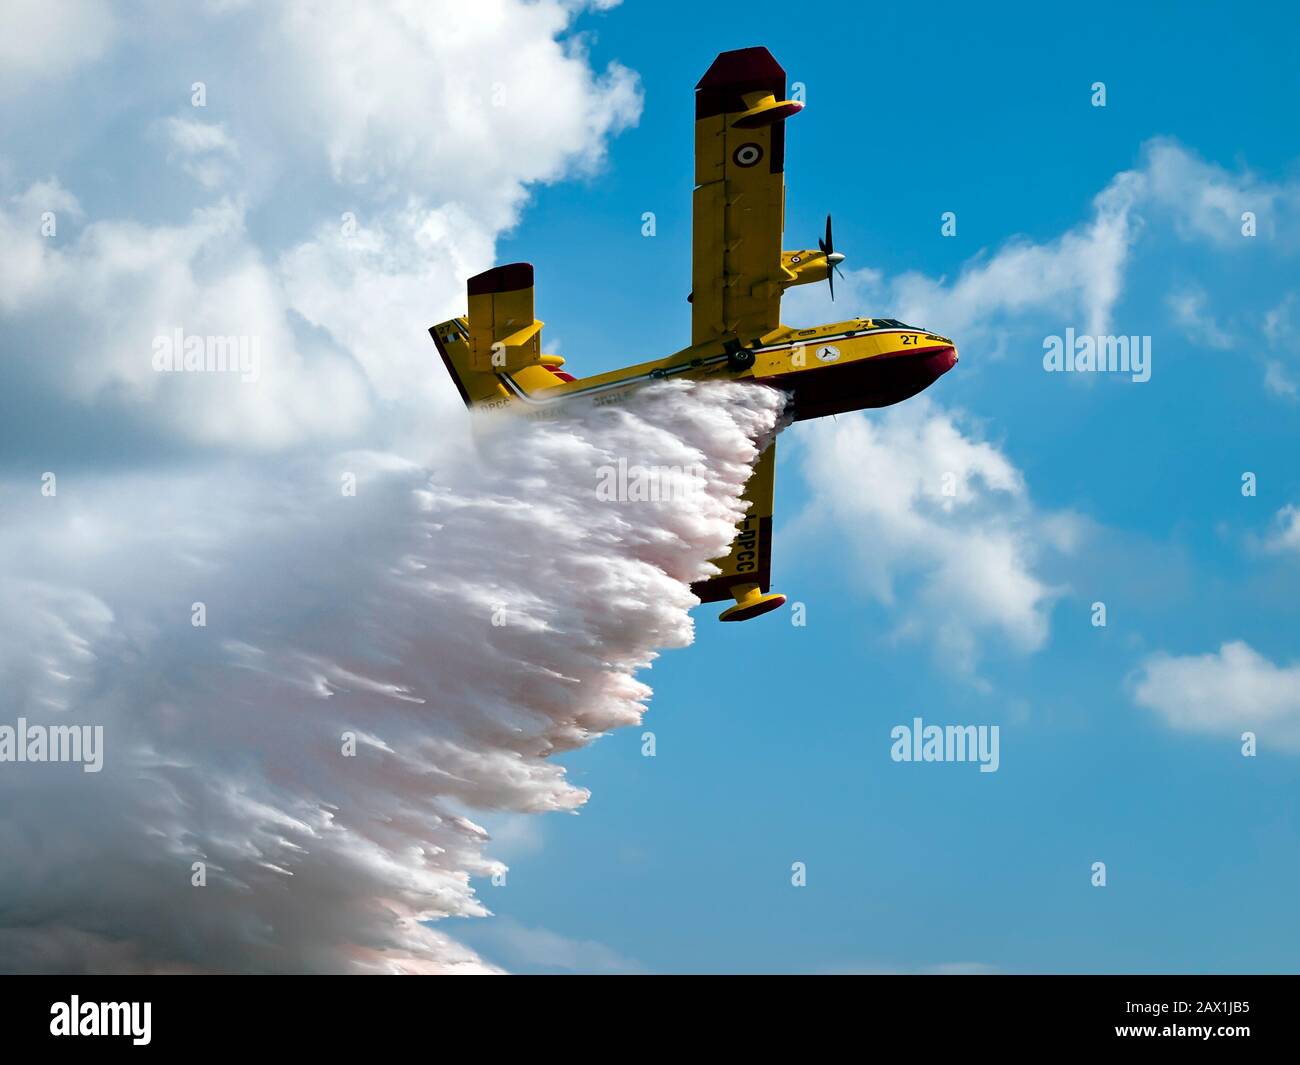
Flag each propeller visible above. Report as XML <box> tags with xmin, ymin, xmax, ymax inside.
<box><xmin>817</xmin><ymin>213</ymin><xmax>846</xmax><ymax>301</ymax></box>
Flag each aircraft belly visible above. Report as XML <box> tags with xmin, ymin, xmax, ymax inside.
<box><xmin>756</xmin><ymin>345</ymin><xmax>958</xmax><ymax>420</ymax></box>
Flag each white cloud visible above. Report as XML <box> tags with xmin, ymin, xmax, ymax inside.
<box><xmin>1142</xmin><ymin>138</ymin><xmax>1300</xmax><ymax>246</ymax></box>
<box><xmin>0</xmin><ymin>179</ymin><xmax>81</xmax><ymax>310</ymax></box>
<box><xmin>1263</xmin><ymin>505</ymin><xmax>1300</xmax><ymax>554</ymax></box>
<box><xmin>0</xmin><ymin>0</ymin><xmax>642</xmax><ymax>458</ymax></box>
<box><xmin>1265</xmin><ymin>295</ymin><xmax>1297</xmax><ymax>344</ymax></box>
<box><xmin>161</xmin><ymin>117</ymin><xmax>240</xmax><ymax>188</ymax></box>
<box><xmin>0</xmin><ymin>193</ymin><xmax>372</xmax><ymax>449</ymax></box>
<box><xmin>9</xmin><ymin>177</ymin><xmax>82</xmax><ymax>220</ymax></box>
<box><xmin>0</xmin><ymin>0</ymin><xmax>116</xmax><ymax>96</ymax></box>
<box><xmin>792</xmin><ymin>399</ymin><xmax>1075</xmax><ymax>677</ymax></box>
<box><xmin>253</xmin><ymin>0</ymin><xmax>640</xmax><ymax>222</ymax></box>
<box><xmin>786</xmin><ymin>165</ymin><xmax>1143</xmax><ymax>348</ymax></box>
<box><xmin>785</xmin><ymin>139</ymin><xmax>1300</xmax><ymax>374</ymax></box>
<box><xmin>164</xmin><ymin>116</ymin><xmax>239</xmax><ymax>157</ymax></box>
<box><xmin>1168</xmin><ymin>286</ymin><xmax>1234</xmax><ymax>350</ymax></box>
<box><xmin>781</xmin><ymin>141</ymin><xmax>1300</xmax><ymax>676</ymax></box>
<box><xmin>0</xmin><ymin>0</ymin><xmax>661</xmax><ymax>974</ymax></box>
<box><xmin>1263</xmin><ymin>295</ymin><xmax>1299</xmax><ymax>397</ymax></box>
<box><xmin>1264</xmin><ymin>362</ymin><xmax>1297</xmax><ymax>397</ymax></box>
<box><xmin>277</xmin><ymin>201</ymin><xmax>495</xmax><ymax>441</ymax></box>
<box><xmin>1132</xmin><ymin>641</ymin><xmax>1300</xmax><ymax>751</ymax></box>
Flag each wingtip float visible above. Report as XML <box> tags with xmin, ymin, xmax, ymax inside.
<box><xmin>429</xmin><ymin>46</ymin><xmax>958</xmax><ymax>623</ymax></box>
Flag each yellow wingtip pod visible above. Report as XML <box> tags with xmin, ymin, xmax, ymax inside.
<box><xmin>718</xmin><ymin>583</ymin><xmax>787</xmax><ymax>622</ymax></box>
<box><xmin>731</xmin><ymin>92</ymin><xmax>804</xmax><ymax>129</ymax></box>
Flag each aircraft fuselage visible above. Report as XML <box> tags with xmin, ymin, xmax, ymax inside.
<box><xmin>440</xmin><ymin>316</ymin><xmax>958</xmax><ymax>420</ymax></box>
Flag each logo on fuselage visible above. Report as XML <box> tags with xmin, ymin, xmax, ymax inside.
<box><xmin>815</xmin><ymin>345</ymin><xmax>840</xmax><ymax>363</ymax></box>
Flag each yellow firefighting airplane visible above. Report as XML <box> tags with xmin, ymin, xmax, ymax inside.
<box><xmin>430</xmin><ymin>46</ymin><xmax>958</xmax><ymax>622</ymax></box>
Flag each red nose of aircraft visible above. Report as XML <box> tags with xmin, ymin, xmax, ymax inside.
<box><xmin>923</xmin><ymin>343</ymin><xmax>959</xmax><ymax>390</ymax></box>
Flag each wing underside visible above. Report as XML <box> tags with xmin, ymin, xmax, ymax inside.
<box><xmin>691</xmin><ymin>438</ymin><xmax>777</xmax><ymax>605</ymax></box>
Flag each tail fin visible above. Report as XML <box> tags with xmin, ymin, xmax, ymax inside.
<box><xmin>431</xmin><ymin>262</ymin><xmax>570</xmax><ymax>408</ymax></box>
<box><xmin>465</xmin><ymin>262</ymin><xmax>542</xmax><ymax>372</ymax></box>
<box><xmin>429</xmin><ymin>315</ymin><xmax>503</xmax><ymax>407</ymax></box>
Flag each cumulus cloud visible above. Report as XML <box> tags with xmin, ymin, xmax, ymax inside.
<box><xmin>0</xmin><ymin>192</ymin><xmax>374</xmax><ymax>449</ymax></box>
<box><xmin>1132</xmin><ymin>641</ymin><xmax>1300</xmax><ymax>751</ymax></box>
<box><xmin>160</xmin><ymin>116</ymin><xmax>240</xmax><ymax>189</ymax></box>
<box><xmin>0</xmin><ymin>0</ymin><xmax>669</xmax><ymax>974</ymax></box>
<box><xmin>0</xmin><ymin>381</ymin><xmax>784</xmax><ymax>972</ymax></box>
<box><xmin>778</xmin><ymin>139</ymin><xmax>1300</xmax><ymax>673</ymax></box>
<box><xmin>785</xmin><ymin>139</ymin><xmax>1300</xmax><ymax>370</ymax></box>
<box><xmin>277</xmin><ymin>202</ymin><xmax>495</xmax><ymax>434</ymax></box>
<box><xmin>264</xmin><ymin>0</ymin><xmax>641</xmax><ymax>215</ymax></box>
<box><xmin>0</xmin><ymin>0</ymin><xmax>642</xmax><ymax>458</ymax></box>
<box><xmin>786</xmin><ymin>164</ymin><xmax>1143</xmax><ymax>349</ymax></box>
<box><xmin>163</xmin><ymin>116</ymin><xmax>239</xmax><ymax>158</ymax></box>
<box><xmin>790</xmin><ymin>399</ymin><xmax>1076</xmax><ymax>678</ymax></box>
<box><xmin>893</xmin><ymin>169</ymin><xmax>1141</xmax><ymax>345</ymax></box>
<box><xmin>0</xmin><ymin>0</ymin><xmax>116</xmax><ymax>95</ymax></box>
<box><xmin>1141</xmin><ymin>138</ymin><xmax>1300</xmax><ymax>247</ymax></box>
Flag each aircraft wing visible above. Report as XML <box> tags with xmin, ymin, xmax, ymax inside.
<box><xmin>691</xmin><ymin>438</ymin><xmax>777</xmax><ymax>605</ymax></box>
<box><xmin>691</xmin><ymin>47</ymin><xmax>802</xmax><ymax>347</ymax></box>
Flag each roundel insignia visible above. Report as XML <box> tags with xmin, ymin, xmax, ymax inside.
<box><xmin>732</xmin><ymin>142</ymin><xmax>763</xmax><ymax>168</ymax></box>
<box><xmin>815</xmin><ymin>344</ymin><xmax>841</xmax><ymax>363</ymax></box>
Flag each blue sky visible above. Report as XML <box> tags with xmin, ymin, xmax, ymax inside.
<box><xmin>454</xmin><ymin>0</ymin><xmax>1300</xmax><ymax>973</ymax></box>
<box><xmin>1</xmin><ymin>0</ymin><xmax>1298</xmax><ymax>974</ymax></box>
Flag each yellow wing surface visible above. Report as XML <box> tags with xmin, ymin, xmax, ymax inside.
<box><xmin>691</xmin><ymin>46</ymin><xmax>803</xmax><ymax>348</ymax></box>
<box><xmin>691</xmin><ymin>438</ymin><xmax>784</xmax><ymax>621</ymax></box>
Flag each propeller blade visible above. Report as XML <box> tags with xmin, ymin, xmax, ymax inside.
<box><xmin>817</xmin><ymin>214</ymin><xmax>839</xmax><ymax>300</ymax></box>
<box><xmin>825</xmin><ymin>214</ymin><xmax>837</xmax><ymax>299</ymax></box>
